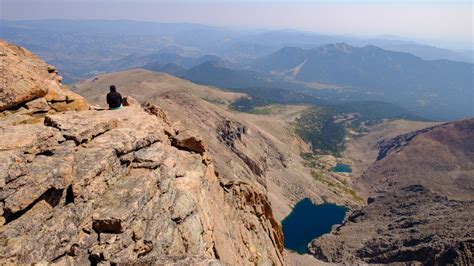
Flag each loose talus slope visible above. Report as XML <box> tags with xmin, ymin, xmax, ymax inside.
<box><xmin>309</xmin><ymin>119</ymin><xmax>474</xmax><ymax>265</ymax></box>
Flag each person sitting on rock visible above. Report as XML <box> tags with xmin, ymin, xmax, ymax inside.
<box><xmin>106</xmin><ymin>85</ymin><xmax>123</xmax><ymax>110</ymax></box>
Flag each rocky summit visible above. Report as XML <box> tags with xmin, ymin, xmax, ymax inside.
<box><xmin>0</xmin><ymin>40</ymin><xmax>284</xmax><ymax>264</ymax></box>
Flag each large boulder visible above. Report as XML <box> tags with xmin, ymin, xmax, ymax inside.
<box><xmin>0</xmin><ymin>40</ymin><xmax>49</xmax><ymax>111</ymax></box>
<box><xmin>0</xmin><ymin>40</ymin><xmax>88</xmax><ymax>112</ymax></box>
<box><xmin>44</xmin><ymin>83</ymin><xmax>88</xmax><ymax>112</ymax></box>
<box><xmin>172</xmin><ymin>130</ymin><xmax>208</xmax><ymax>154</ymax></box>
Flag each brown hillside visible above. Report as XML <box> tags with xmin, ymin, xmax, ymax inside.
<box><xmin>309</xmin><ymin>118</ymin><xmax>474</xmax><ymax>265</ymax></box>
<box><xmin>358</xmin><ymin>118</ymin><xmax>474</xmax><ymax>201</ymax></box>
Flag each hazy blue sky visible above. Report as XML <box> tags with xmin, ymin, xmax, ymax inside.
<box><xmin>2</xmin><ymin>0</ymin><xmax>473</xmax><ymax>48</ymax></box>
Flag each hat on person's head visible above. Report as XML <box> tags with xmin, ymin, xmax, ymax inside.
<box><xmin>110</xmin><ymin>85</ymin><xmax>116</xmax><ymax>92</ymax></box>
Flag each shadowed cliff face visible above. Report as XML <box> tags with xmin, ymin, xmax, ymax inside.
<box><xmin>0</xmin><ymin>40</ymin><xmax>284</xmax><ymax>265</ymax></box>
<box><xmin>308</xmin><ymin>118</ymin><xmax>474</xmax><ymax>265</ymax></box>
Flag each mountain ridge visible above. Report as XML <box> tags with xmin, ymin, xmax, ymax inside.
<box><xmin>253</xmin><ymin>43</ymin><xmax>474</xmax><ymax>120</ymax></box>
<box><xmin>3</xmin><ymin>19</ymin><xmax>472</xmax><ymax>86</ymax></box>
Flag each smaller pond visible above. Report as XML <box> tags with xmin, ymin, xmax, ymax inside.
<box><xmin>281</xmin><ymin>198</ymin><xmax>347</xmax><ymax>254</ymax></box>
<box><xmin>331</xmin><ymin>163</ymin><xmax>352</xmax><ymax>173</ymax></box>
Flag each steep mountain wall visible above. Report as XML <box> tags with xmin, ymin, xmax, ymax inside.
<box><xmin>308</xmin><ymin>118</ymin><xmax>474</xmax><ymax>264</ymax></box>
<box><xmin>0</xmin><ymin>40</ymin><xmax>284</xmax><ymax>264</ymax></box>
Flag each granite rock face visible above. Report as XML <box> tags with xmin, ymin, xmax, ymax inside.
<box><xmin>0</xmin><ymin>41</ymin><xmax>284</xmax><ymax>265</ymax></box>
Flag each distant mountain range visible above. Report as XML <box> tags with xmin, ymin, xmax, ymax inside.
<box><xmin>143</xmin><ymin>62</ymin><xmax>186</xmax><ymax>77</ymax></box>
<box><xmin>374</xmin><ymin>43</ymin><xmax>473</xmax><ymax>63</ymax></box>
<box><xmin>1</xmin><ymin>20</ymin><xmax>472</xmax><ymax>120</ymax></box>
<box><xmin>253</xmin><ymin>43</ymin><xmax>474</xmax><ymax>120</ymax></box>
<box><xmin>93</xmin><ymin>52</ymin><xmax>278</xmax><ymax>89</ymax></box>
<box><xmin>98</xmin><ymin>43</ymin><xmax>473</xmax><ymax>121</ymax></box>
<box><xmin>182</xmin><ymin>61</ymin><xmax>283</xmax><ymax>89</ymax></box>
<box><xmin>99</xmin><ymin>52</ymin><xmax>222</xmax><ymax>72</ymax></box>
<box><xmin>1</xmin><ymin>20</ymin><xmax>472</xmax><ymax>82</ymax></box>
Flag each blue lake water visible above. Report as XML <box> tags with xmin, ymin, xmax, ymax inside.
<box><xmin>331</xmin><ymin>163</ymin><xmax>352</xmax><ymax>173</ymax></box>
<box><xmin>281</xmin><ymin>198</ymin><xmax>347</xmax><ymax>254</ymax></box>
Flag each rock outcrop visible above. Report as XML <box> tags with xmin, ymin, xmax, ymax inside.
<box><xmin>375</xmin><ymin>124</ymin><xmax>441</xmax><ymax>161</ymax></box>
<box><xmin>0</xmin><ymin>40</ymin><xmax>88</xmax><ymax>113</ymax></box>
<box><xmin>0</xmin><ymin>40</ymin><xmax>284</xmax><ymax>264</ymax></box>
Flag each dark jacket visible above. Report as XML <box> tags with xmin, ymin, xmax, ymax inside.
<box><xmin>106</xmin><ymin>88</ymin><xmax>123</xmax><ymax>109</ymax></box>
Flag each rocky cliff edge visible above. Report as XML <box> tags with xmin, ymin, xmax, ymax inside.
<box><xmin>0</xmin><ymin>40</ymin><xmax>284</xmax><ymax>265</ymax></box>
